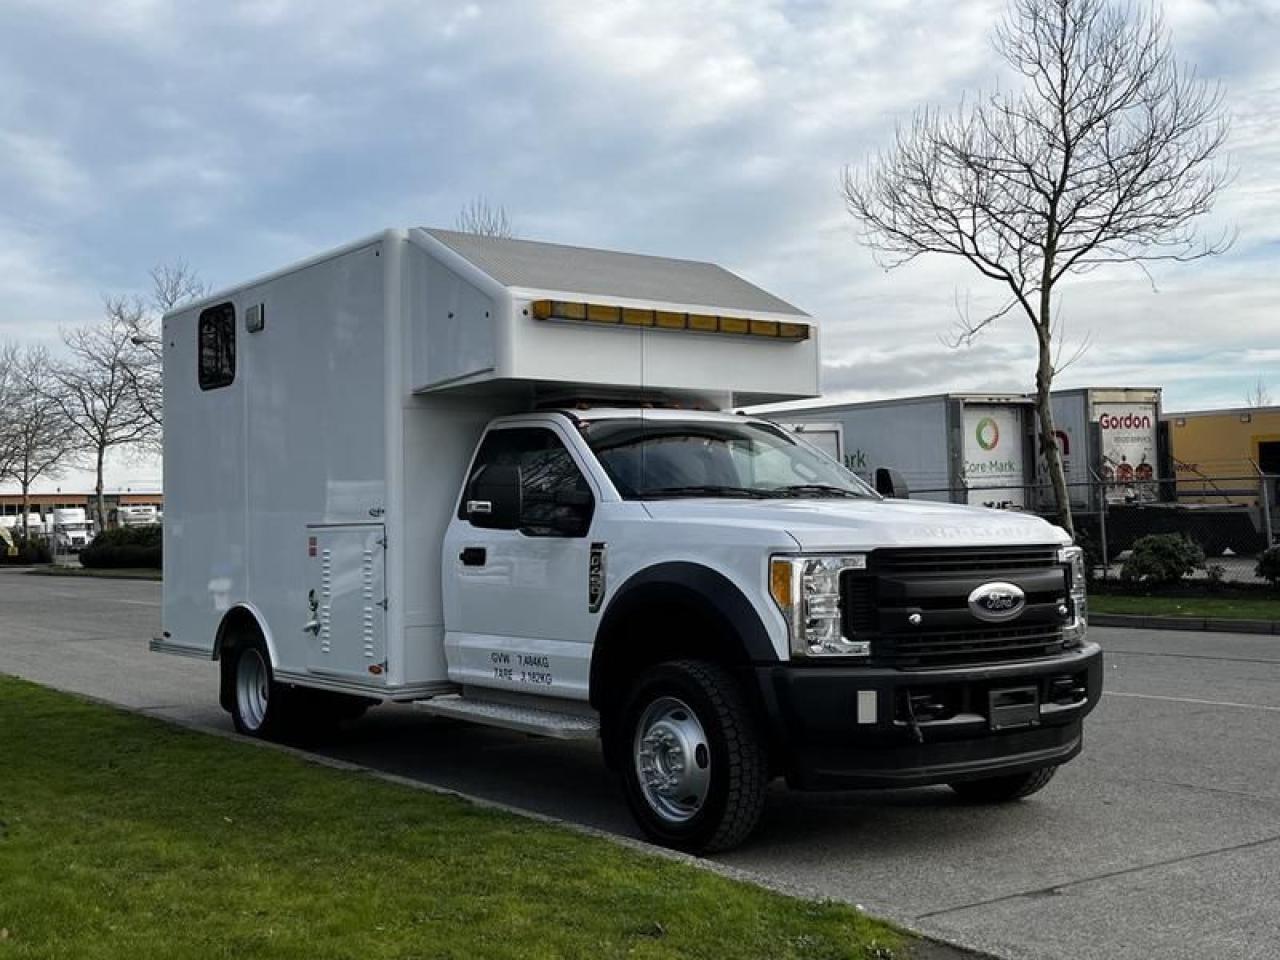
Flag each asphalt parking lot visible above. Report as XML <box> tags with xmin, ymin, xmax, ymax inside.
<box><xmin>3</xmin><ymin>567</ymin><xmax>1278</xmax><ymax>960</ymax></box>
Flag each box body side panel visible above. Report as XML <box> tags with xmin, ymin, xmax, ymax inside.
<box><xmin>163</xmin><ymin>242</ymin><xmax>390</xmax><ymax>682</ymax></box>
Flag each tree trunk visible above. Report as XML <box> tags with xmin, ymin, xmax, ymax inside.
<box><xmin>1034</xmin><ymin>325</ymin><xmax>1074</xmax><ymax>538</ymax></box>
<box><xmin>20</xmin><ymin>479</ymin><xmax>30</xmax><ymax>543</ymax></box>
<box><xmin>95</xmin><ymin>446</ymin><xmax>106</xmax><ymax>532</ymax></box>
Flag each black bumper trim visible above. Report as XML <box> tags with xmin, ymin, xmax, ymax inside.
<box><xmin>753</xmin><ymin>642</ymin><xmax>1103</xmax><ymax>790</ymax></box>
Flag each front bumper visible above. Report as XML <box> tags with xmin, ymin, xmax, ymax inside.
<box><xmin>754</xmin><ymin>642</ymin><xmax>1103</xmax><ymax>790</ymax></box>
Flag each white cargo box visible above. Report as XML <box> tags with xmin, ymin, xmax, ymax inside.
<box><xmin>408</xmin><ymin>228</ymin><xmax>818</xmax><ymax>405</ymax></box>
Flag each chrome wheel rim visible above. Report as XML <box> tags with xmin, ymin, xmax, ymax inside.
<box><xmin>633</xmin><ymin>696</ymin><xmax>711</xmax><ymax>823</ymax></box>
<box><xmin>236</xmin><ymin>648</ymin><xmax>270</xmax><ymax>731</ymax></box>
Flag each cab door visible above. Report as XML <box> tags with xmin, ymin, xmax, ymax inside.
<box><xmin>442</xmin><ymin>424</ymin><xmax>601</xmax><ymax>700</ymax></box>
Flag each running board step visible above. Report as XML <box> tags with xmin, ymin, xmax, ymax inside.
<box><xmin>413</xmin><ymin>695</ymin><xmax>599</xmax><ymax>740</ymax></box>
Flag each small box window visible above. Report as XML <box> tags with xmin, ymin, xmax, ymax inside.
<box><xmin>198</xmin><ymin>302</ymin><xmax>236</xmax><ymax>390</ymax></box>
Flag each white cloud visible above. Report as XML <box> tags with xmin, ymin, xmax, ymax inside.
<box><xmin>0</xmin><ymin>0</ymin><xmax>1273</xmax><ymax>502</ymax></box>
<box><xmin>0</xmin><ymin>130</ymin><xmax>92</xmax><ymax>208</ymax></box>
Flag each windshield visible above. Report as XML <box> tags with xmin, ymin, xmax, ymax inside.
<box><xmin>578</xmin><ymin>418</ymin><xmax>878</xmax><ymax>500</ymax></box>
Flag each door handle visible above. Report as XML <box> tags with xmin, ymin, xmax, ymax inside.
<box><xmin>460</xmin><ymin>547</ymin><xmax>487</xmax><ymax>567</ymax></box>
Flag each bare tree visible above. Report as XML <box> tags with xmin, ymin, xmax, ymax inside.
<box><xmin>456</xmin><ymin>197</ymin><xmax>516</xmax><ymax>239</ymax></box>
<box><xmin>1244</xmin><ymin>376</ymin><xmax>1272</xmax><ymax>409</ymax></box>
<box><xmin>118</xmin><ymin>260</ymin><xmax>208</xmax><ymax>438</ymax></box>
<box><xmin>0</xmin><ymin>342</ymin><xmax>23</xmax><ymax>486</ymax></box>
<box><xmin>4</xmin><ymin>345</ymin><xmax>76</xmax><ymax>540</ymax></box>
<box><xmin>842</xmin><ymin>0</ymin><xmax>1231</xmax><ymax>534</ymax></box>
<box><xmin>49</xmin><ymin>313</ymin><xmax>153</xmax><ymax>529</ymax></box>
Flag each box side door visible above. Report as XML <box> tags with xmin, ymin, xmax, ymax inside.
<box><xmin>306</xmin><ymin>524</ymin><xmax>387</xmax><ymax>682</ymax></box>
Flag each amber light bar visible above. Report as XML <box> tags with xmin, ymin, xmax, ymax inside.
<box><xmin>529</xmin><ymin>299</ymin><xmax>810</xmax><ymax>341</ymax></box>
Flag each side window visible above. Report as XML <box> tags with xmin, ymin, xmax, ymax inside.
<box><xmin>462</xmin><ymin>427</ymin><xmax>594</xmax><ymax>536</ymax></box>
<box><xmin>198</xmin><ymin>302</ymin><xmax>236</xmax><ymax>390</ymax></box>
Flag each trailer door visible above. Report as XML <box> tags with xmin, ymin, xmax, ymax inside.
<box><xmin>961</xmin><ymin>404</ymin><xmax>1028</xmax><ymax>509</ymax></box>
<box><xmin>305</xmin><ymin>524</ymin><xmax>387</xmax><ymax>683</ymax></box>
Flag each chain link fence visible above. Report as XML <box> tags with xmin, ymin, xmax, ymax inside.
<box><xmin>908</xmin><ymin>472</ymin><xmax>1277</xmax><ymax>584</ymax></box>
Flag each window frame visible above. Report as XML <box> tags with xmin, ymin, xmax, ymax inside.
<box><xmin>458</xmin><ymin>425</ymin><xmax>596</xmax><ymax>538</ymax></box>
<box><xmin>197</xmin><ymin>302</ymin><xmax>236</xmax><ymax>391</ymax></box>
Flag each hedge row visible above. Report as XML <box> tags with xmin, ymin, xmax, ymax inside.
<box><xmin>80</xmin><ymin>524</ymin><xmax>162</xmax><ymax>569</ymax></box>
<box><xmin>0</xmin><ymin>540</ymin><xmax>53</xmax><ymax>565</ymax></box>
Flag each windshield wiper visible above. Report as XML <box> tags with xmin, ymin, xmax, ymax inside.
<box><xmin>641</xmin><ymin>485</ymin><xmax>775</xmax><ymax>500</ymax></box>
<box><xmin>772</xmin><ymin>484</ymin><xmax>866</xmax><ymax>499</ymax></box>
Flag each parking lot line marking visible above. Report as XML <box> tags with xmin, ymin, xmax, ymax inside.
<box><xmin>916</xmin><ymin>832</ymin><xmax>1280</xmax><ymax>920</ymax></box>
<box><xmin>1104</xmin><ymin>691</ymin><xmax>1280</xmax><ymax>713</ymax></box>
<box><xmin>1106</xmin><ymin>648</ymin><xmax>1280</xmax><ymax>666</ymax></box>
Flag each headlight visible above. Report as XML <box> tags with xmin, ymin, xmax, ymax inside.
<box><xmin>1059</xmin><ymin>545</ymin><xmax>1088</xmax><ymax>647</ymax></box>
<box><xmin>769</xmin><ymin>554</ymin><xmax>869</xmax><ymax>658</ymax></box>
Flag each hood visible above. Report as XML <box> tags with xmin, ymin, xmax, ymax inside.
<box><xmin>642</xmin><ymin>497</ymin><xmax>1069</xmax><ymax>551</ymax></box>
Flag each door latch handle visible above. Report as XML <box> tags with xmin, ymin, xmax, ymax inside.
<box><xmin>303</xmin><ymin>619</ymin><xmax>321</xmax><ymax>636</ymax></box>
<box><xmin>460</xmin><ymin>547</ymin><xmax>487</xmax><ymax>567</ymax></box>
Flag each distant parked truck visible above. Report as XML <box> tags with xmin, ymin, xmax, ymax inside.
<box><xmin>771</xmin><ymin>420</ymin><xmax>844</xmax><ymax>463</ymax></box>
<box><xmin>52</xmin><ymin>507</ymin><xmax>93</xmax><ymax>552</ymax></box>
<box><xmin>769</xmin><ymin>393</ymin><xmax>1036</xmax><ymax>509</ymax></box>
<box><xmin>1039</xmin><ymin>387</ymin><xmax>1166</xmax><ymax>513</ymax></box>
<box><xmin>0</xmin><ymin>513</ymin><xmax>48</xmax><ymax>537</ymax></box>
<box><xmin>117</xmin><ymin>504</ymin><xmax>160</xmax><ymax>527</ymax></box>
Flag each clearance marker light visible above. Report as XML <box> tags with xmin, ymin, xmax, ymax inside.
<box><xmin>529</xmin><ymin>299</ymin><xmax>810</xmax><ymax>341</ymax></box>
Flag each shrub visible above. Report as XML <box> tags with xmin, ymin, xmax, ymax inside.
<box><xmin>1120</xmin><ymin>534</ymin><xmax>1205</xmax><ymax>587</ymax></box>
<box><xmin>1073</xmin><ymin>528</ymin><xmax>1105</xmax><ymax>582</ymax></box>
<box><xmin>1204</xmin><ymin>562</ymin><xmax>1227</xmax><ymax>592</ymax></box>
<box><xmin>80</xmin><ymin>524</ymin><xmax>162</xmax><ymax>569</ymax></box>
<box><xmin>88</xmin><ymin>525</ymin><xmax>162</xmax><ymax>549</ymax></box>
<box><xmin>0</xmin><ymin>536</ymin><xmax>52</xmax><ymax>565</ymax></box>
<box><xmin>1257</xmin><ymin>546</ymin><xmax>1280</xmax><ymax>588</ymax></box>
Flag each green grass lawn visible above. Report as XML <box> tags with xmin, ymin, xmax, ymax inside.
<box><xmin>0</xmin><ymin>677</ymin><xmax>903</xmax><ymax>960</ymax></box>
<box><xmin>1090</xmin><ymin>593</ymin><xmax>1280</xmax><ymax>620</ymax></box>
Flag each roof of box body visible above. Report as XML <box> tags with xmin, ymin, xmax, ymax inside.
<box><xmin>423</xmin><ymin>228</ymin><xmax>808</xmax><ymax>317</ymax></box>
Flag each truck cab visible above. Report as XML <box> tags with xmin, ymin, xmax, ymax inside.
<box><xmin>52</xmin><ymin>508</ymin><xmax>92</xmax><ymax>552</ymax></box>
<box><xmin>155</xmin><ymin>228</ymin><xmax>1101</xmax><ymax>852</ymax></box>
<box><xmin>436</xmin><ymin>406</ymin><xmax>1098</xmax><ymax>848</ymax></box>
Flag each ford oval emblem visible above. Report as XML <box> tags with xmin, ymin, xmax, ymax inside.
<box><xmin>967</xmin><ymin>581</ymin><xmax>1026</xmax><ymax>623</ymax></box>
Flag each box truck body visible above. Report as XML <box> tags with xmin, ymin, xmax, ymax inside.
<box><xmin>768</xmin><ymin>394</ymin><xmax>1035</xmax><ymax>509</ymax></box>
<box><xmin>157</xmin><ymin>229</ymin><xmax>1100</xmax><ymax>851</ymax></box>
<box><xmin>1045</xmin><ymin>387</ymin><xmax>1163</xmax><ymax>512</ymax></box>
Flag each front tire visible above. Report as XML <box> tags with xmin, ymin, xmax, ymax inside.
<box><xmin>949</xmin><ymin>765</ymin><xmax>1058</xmax><ymax>802</ymax></box>
<box><xmin>619</xmin><ymin>660</ymin><xmax>768</xmax><ymax>853</ymax></box>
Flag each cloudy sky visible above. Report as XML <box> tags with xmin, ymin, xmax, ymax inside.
<box><xmin>1</xmin><ymin>0</ymin><xmax>1276</xmax><ymax>493</ymax></box>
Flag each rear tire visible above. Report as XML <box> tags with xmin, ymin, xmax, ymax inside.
<box><xmin>949</xmin><ymin>765</ymin><xmax>1057</xmax><ymax>802</ymax></box>
<box><xmin>619</xmin><ymin>660</ymin><xmax>768</xmax><ymax>853</ymax></box>
<box><xmin>230</xmin><ymin>639</ymin><xmax>289</xmax><ymax>738</ymax></box>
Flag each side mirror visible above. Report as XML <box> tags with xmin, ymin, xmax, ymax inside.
<box><xmin>875</xmin><ymin>467</ymin><xmax>909</xmax><ymax>499</ymax></box>
<box><xmin>466</xmin><ymin>464</ymin><xmax>522</xmax><ymax>529</ymax></box>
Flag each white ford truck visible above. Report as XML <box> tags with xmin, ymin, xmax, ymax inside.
<box><xmin>155</xmin><ymin>228</ymin><xmax>1101</xmax><ymax>851</ymax></box>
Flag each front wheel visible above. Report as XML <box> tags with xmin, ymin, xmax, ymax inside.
<box><xmin>619</xmin><ymin>660</ymin><xmax>768</xmax><ymax>853</ymax></box>
<box><xmin>949</xmin><ymin>765</ymin><xmax>1058</xmax><ymax>802</ymax></box>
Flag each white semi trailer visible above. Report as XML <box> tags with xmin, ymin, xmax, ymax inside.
<box><xmin>1044</xmin><ymin>387</ymin><xmax>1164</xmax><ymax>511</ymax></box>
<box><xmin>117</xmin><ymin>504</ymin><xmax>160</xmax><ymax>527</ymax></box>
<box><xmin>771</xmin><ymin>394</ymin><xmax>1037</xmax><ymax>509</ymax></box>
<box><xmin>155</xmin><ymin>229</ymin><xmax>1100</xmax><ymax>851</ymax></box>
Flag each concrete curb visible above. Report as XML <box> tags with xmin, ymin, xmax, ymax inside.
<box><xmin>1092</xmin><ymin>612</ymin><xmax>1280</xmax><ymax>635</ymax></box>
<box><xmin>22</xmin><ymin>567</ymin><xmax>162</xmax><ymax>581</ymax></box>
<box><xmin>14</xmin><ymin>676</ymin><xmax>991</xmax><ymax>960</ymax></box>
